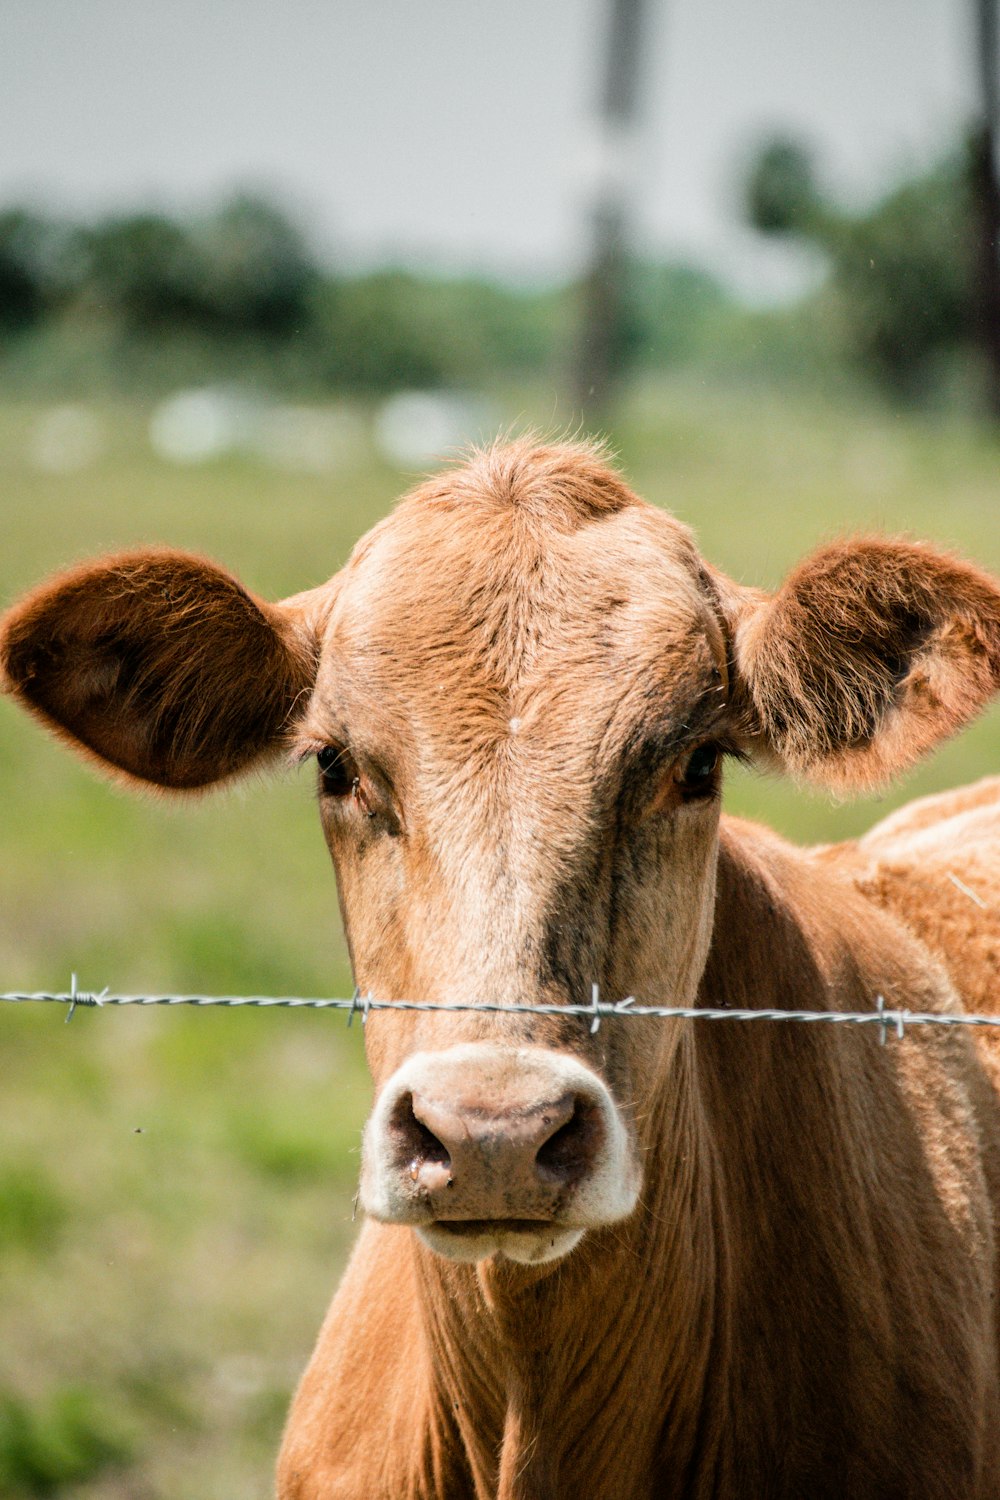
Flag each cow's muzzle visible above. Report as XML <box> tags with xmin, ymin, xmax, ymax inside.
<box><xmin>360</xmin><ymin>1045</ymin><xmax>640</xmax><ymax>1264</ymax></box>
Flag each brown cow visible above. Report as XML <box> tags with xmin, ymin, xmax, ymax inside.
<box><xmin>3</xmin><ymin>439</ymin><xmax>1000</xmax><ymax>1499</ymax></box>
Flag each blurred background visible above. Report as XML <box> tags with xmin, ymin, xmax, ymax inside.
<box><xmin>2</xmin><ymin>1</ymin><xmax>999</xmax><ymax>1495</ymax></box>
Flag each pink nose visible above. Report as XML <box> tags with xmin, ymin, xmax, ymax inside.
<box><xmin>361</xmin><ymin>1045</ymin><xmax>639</xmax><ymax>1238</ymax></box>
<box><xmin>392</xmin><ymin>1086</ymin><xmax>600</xmax><ymax>1220</ymax></box>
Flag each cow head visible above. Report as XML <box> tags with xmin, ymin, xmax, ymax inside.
<box><xmin>4</xmin><ymin>441</ymin><xmax>1000</xmax><ymax>1266</ymax></box>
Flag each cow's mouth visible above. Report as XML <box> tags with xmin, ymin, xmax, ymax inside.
<box><xmin>418</xmin><ymin>1218</ymin><xmax>585</xmax><ymax>1265</ymax></box>
<box><xmin>433</xmin><ymin>1218</ymin><xmax>561</xmax><ymax>1236</ymax></box>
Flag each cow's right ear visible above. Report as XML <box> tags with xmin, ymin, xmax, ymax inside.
<box><xmin>0</xmin><ymin>550</ymin><xmax>322</xmax><ymax>791</ymax></box>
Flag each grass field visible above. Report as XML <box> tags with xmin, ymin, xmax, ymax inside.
<box><xmin>1</xmin><ymin>378</ymin><xmax>999</xmax><ymax>1497</ymax></box>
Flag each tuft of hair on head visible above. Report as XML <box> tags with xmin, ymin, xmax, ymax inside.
<box><xmin>410</xmin><ymin>433</ymin><xmax>639</xmax><ymax>532</ymax></box>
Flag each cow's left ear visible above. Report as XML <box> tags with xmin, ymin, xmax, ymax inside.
<box><xmin>730</xmin><ymin>538</ymin><xmax>1000</xmax><ymax>793</ymax></box>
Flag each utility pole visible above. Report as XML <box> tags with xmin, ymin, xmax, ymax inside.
<box><xmin>972</xmin><ymin>0</ymin><xmax>1000</xmax><ymax>418</ymax></box>
<box><xmin>573</xmin><ymin>0</ymin><xmax>653</xmax><ymax>422</ymax></box>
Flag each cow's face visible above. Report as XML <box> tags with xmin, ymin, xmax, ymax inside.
<box><xmin>6</xmin><ymin>441</ymin><xmax>1000</xmax><ymax>1267</ymax></box>
<box><xmin>292</xmin><ymin>450</ymin><xmax>733</xmax><ymax>1262</ymax></box>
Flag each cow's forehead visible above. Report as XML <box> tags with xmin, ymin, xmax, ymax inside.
<box><xmin>305</xmin><ymin>445</ymin><xmax>725</xmax><ymax>776</ymax></box>
<box><xmin>329</xmin><ymin>445</ymin><xmax>714</xmax><ymax>674</ymax></box>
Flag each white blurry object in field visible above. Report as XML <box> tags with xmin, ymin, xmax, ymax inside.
<box><xmin>150</xmin><ymin>387</ymin><xmax>366</xmax><ymax>472</ymax></box>
<box><xmin>374</xmin><ymin>391</ymin><xmax>495</xmax><ymax>468</ymax></box>
<box><xmin>149</xmin><ymin>388</ymin><xmax>260</xmax><ymax>465</ymax></box>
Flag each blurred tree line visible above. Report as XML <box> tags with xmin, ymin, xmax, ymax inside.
<box><xmin>0</xmin><ymin>193</ymin><xmax>729</xmax><ymax>397</ymax></box>
<box><xmin>0</xmin><ymin>145</ymin><xmax>993</xmax><ymax>406</ymax></box>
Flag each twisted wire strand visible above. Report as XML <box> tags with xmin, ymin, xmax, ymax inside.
<box><xmin>4</xmin><ymin>986</ymin><xmax>1000</xmax><ymax>1041</ymax></box>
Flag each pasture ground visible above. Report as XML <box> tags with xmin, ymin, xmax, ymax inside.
<box><xmin>1</xmin><ymin>379</ymin><xmax>999</xmax><ymax>1497</ymax></box>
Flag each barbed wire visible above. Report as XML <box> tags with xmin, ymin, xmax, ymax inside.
<box><xmin>4</xmin><ymin>978</ymin><xmax>1000</xmax><ymax>1044</ymax></box>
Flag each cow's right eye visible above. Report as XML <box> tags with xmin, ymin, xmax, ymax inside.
<box><xmin>317</xmin><ymin>745</ymin><xmax>358</xmax><ymax>798</ymax></box>
<box><xmin>675</xmin><ymin>741</ymin><xmax>722</xmax><ymax>799</ymax></box>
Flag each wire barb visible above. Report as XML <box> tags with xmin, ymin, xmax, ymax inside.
<box><xmin>876</xmin><ymin>994</ymin><xmax>889</xmax><ymax>1046</ymax></box>
<box><xmin>946</xmin><ymin>871</ymin><xmax>988</xmax><ymax>909</ymax></box>
<box><xmin>65</xmin><ymin>974</ymin><xmax>108</xmax><ymax>1023</ymax></box>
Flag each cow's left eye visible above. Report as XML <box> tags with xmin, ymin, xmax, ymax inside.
<box><xmin>317</xmin><ymin>745</ymin><xmax>359</xmax><ymax>798</ymax></box>
<box><xmin>677</xmin><ymin>742</ymin><xmax>721</xmax><ymax>797</ymax></box>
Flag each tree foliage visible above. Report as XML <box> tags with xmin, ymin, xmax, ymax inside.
<box><xmin>0</xmin><ymin>211</ymin><xmax>79</xmax><ymax>332</ymax></box>
<box><xmin>746</xmin><ymin>134</ymin><xmax>977</xmax><ymax>396</ymax></box>
<box><xmin>745</xmin><ymin>140</ymin><xmax>823</xmax><ymax>237</ymax></box>
<box><xmin>79</xmin><ymin>197</ymin><xmax>317</xmax><ymax>338</ymax></box>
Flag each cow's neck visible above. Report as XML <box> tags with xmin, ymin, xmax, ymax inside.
<box><xmin>410</xmin><ymin>1036</ymin><xmax>723</xmax><ymax>1500</ymax></box>
<box><xmin>401</xmin><ymin>823</ymin><xmax>832</xmax><ymax>1499</ymax></box>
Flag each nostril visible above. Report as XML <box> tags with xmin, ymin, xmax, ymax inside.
<box><xmin>387</xmin><ymin>1092</ymin><xmax>452</xmax><ymax>1189</ymax></box>
<box><xmin>410</xmin><ymin>1116</ymin><xmax>450</xmax><ymax>1167</ymax></box>
<box><xmin>535</xmin><ymin>1096</ymin><xmax>602</xmax><ymax>1187</ymax></box>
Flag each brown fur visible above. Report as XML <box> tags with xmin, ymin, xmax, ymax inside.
<box><xmin>819</xmin><ymin>779</ymin><xmax>1000</xmax><ymax>1093</ymax></box>
<box><xmin>4</xmin><ymin>439</ymin><xmax>1000</xmax><ymax>1498</ymax></box>
<box><xmin>734</xmin><ymin>538</ymin><xmax>1000</xmax><ymax>792</ymax></box>
<box><xmin>0</xmin><ymin>550</ymin><xmax>317</xmax><ymax>789</ymax></box>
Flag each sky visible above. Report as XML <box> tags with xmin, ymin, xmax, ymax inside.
<box><xmin>1</xmin><ymin>0</ymin><xmax>980</xmax><ymax>298</ymax></box>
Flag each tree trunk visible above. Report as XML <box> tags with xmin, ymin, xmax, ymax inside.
<box><xmin>972</xmin><ymin>0</ymin><xmax>1000</xmax><ymax>419</ymax></box>
<box><xmin>573</xmin><ymin>0</ymin><xmax>652</xmax><ymax>422</ymax></box>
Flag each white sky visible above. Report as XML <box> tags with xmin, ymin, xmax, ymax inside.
<box><xmin>1</xmin><ymin>0</ymin><xmax>979</xmax><ymax>296</ymax></box>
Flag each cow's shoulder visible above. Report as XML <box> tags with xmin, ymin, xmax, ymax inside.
<box><xmin>816</xmin><ymin>777</ymin><xmax>1000</xmax><ymax>1018</ymax></box>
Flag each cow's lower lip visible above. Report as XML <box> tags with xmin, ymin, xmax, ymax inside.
<box><xmin>417</xmin><ymin>1218</ymin><xmax>586</xmax><ymax>1265</ymax></box>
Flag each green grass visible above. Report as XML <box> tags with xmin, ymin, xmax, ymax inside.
<box><xmin>1</xmin><ymin>377</ymin><xmax>998</xmax><ymax>1496</ymax></box>
<box><xmin>0</xmin><ymin>1385</ymin><xmax>131</xmax><ymax>1497</ymax></box>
